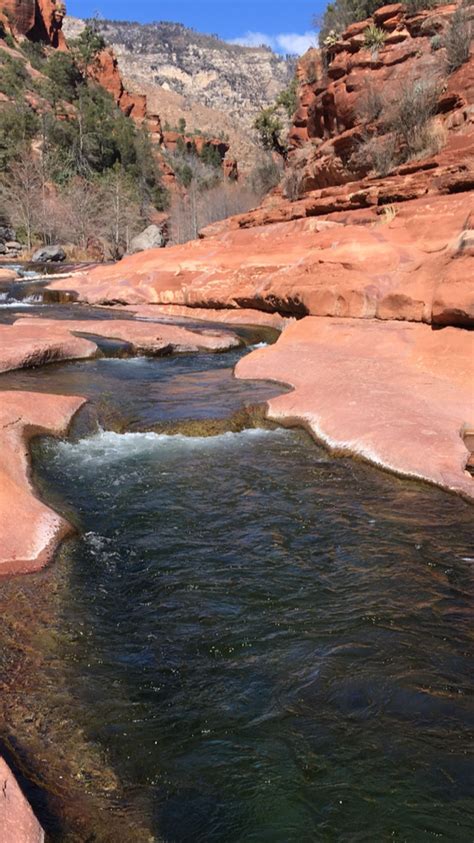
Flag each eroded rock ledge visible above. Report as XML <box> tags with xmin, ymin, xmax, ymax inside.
<box><xmin>47</xmin><ymin>193</ymin><xmax>474</xmax><ymax>328</ymax></box>
<box><xmin>236</xmin><ymin>317</ymin><xmax>474</xmax><ymax>501</ymax></box>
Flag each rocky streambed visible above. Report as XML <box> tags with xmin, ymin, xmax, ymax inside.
<box><xmin>0</xmin><ymin>272</ymin><xmax>473</xmax><ymax>841</ymax></box>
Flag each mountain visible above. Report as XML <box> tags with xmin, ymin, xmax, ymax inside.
<box><xmin>64</xmin><ymin>19</ymin><xmax>295</xmax><ymax>129</ymax></box>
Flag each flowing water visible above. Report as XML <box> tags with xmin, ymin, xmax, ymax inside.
<box><xmin>0</xmin><ymin>284</ymin><xmax>473</xmax><ymax>841</ymax></box>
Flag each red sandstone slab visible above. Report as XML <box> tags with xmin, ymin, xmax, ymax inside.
<box><xmin>110</xmin><ymin>304</ymin><xmax>291</xmax><ymax>331</ymax></box>
<box><xmin>15</xmin><ymin>318</ymin><xmax>240</xmax><ymax>354</ymax></box>
<box><xmin>0</xmin><ymin>317</ymin><xmax>239</xmax><ymax>375</ymax></box>
<box><xmin>46</xmin><ymin>196</ymin><xmax>474</xmax><ymax>328</ymax></box>
<box><xmin>0</xmin><ymin>322</ymin><xmax>97</xmax><ymax>373</ymax></box>
<box><xmin>235</xmin><ymin>317</ymin><xmax>474</xmax><ymax>501</ymax></box>
<box><xmin>0</xmin><ymin>391</ymin><xmax>85</xmax><ymax>575</ymax></box>
<box><xmin>0</xmin><ymin>757</ymin><xmax>44</xmax><ymax>842</ymax></box>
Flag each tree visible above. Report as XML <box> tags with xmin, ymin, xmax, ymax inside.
<box><xmin>43</xmin><ymin>51</ymin><xmax>83</xmax><ymax>105</ymax></box>
<box><xmin>61</xmin><ymin>177</ymin><xmax>102</xmax><ymax>249</ymax></box>
<box><xmin>178</xmin><ymin>117</ymin><xmax>187</xmax><ymax>134</ymax></box>
<box><xmin>0</xmin><ymin>152</ymin><xmax>42</xmax><ymax>248</ymax></box>
<box><xmin>315</xmin><ymin>0</ymin><xmax>395</xmax><ymax>44</ymax></box>
<box><xmin>70</xmin><ymin>21</ymin><xmax>106</xmax><ymax>72</ymax></box>
<box><xmin>200</xmin><ymin>144</ymin><xmax>222</xmax><ymax>168</ymax></box>
<box><xmin>276</xmin><ymin>78</ymin><xmax>299</xmax><ymax>118</ymax></box>
<box><xmin>254</xmin><ymin>108</ymin><xmax>285</xmax><ymax>153</ymax></box>
<box><xmin>0</xmin><ymin>104</ymin><xmax>38</xmax><ymax>171</ymax></box>
<box><xmin>97</xmin><ymin>165</ymin><xmax>142</xmax><ymax>258</ymax></box>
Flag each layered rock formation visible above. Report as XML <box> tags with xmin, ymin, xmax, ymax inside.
<box><xmin>64</xmin><ymin>18</ymin><xmax>295</xmax><ymax>129</ymax></box>
<box><xmin>48</xmin><ymin>192</ymin><xmax>473</xmax><ymax>327</ymax></box>
<box><xmin>278</xmin><ymin>3</ymin><xmax>474</xmax><ymax>214</ymax></box>
<box><xmin>2</xmin><ymin>0</ymin><xmax>66</xmax><ymax>48</ymax></box>
<box><xmin>63</xmin><ymin>16</ymin><xmax>295</xmax><ymax>176</ymax></box>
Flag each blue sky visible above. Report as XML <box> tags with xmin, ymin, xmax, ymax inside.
<box><xmin>67</xmin><ymin>0</ymin><xmax>323</xmax><ymax>54</ymax></box>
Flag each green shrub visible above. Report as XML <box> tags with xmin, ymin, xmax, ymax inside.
<box><xmin>249</xmin><ymin>155</ymin><xmax>282</xmax><ymax>195</ymax></box>
<box><xmin>364</xmin><ymin>24</ymin><xmax>387</xmax><ymax>50</ymax></box>
<box><xmin>276</xmin><ymin>78</ymin><xmax>299</xmax><ymax>118</ymax></box>
<box><xmin>200</xmin><ymin>144</ymin><xmax>222</xmax><ymax>168</ymax></box>
<box><xmin>43</xmin><ymin>51</ymin><xmax>83</xmax><ymax>103</ymax></box>
<box><xmin>0</xmin><ymin>104</ymin><xmax>38</xmax><ymax>169</ymax></box>
<box><xmin>350</xmin><ymin>133</ymin><xmax>396</xmax><ymax>175</ymax></box>
<box><xmin>389</xmin><ymin>77</ymin><xmax>441</xmax><ymax>158</ymax></box>
<box><xmin>358</xmin><ymin>82</ymin><xmax>384</xmax><ymax>122</ymax></box>
<box><xmin>20</xmin><ymin>39</ymin><xmax>47</xmax><ymax>70</ymax></box>
<box><xmin>404</xmin><ymin>0</ymin><xmax>439</xmax><ymax>13</ymax></box>
<box><xmin>3</xmin><ymin>33</ymin><xmax>16</xmax><ymax>49</ymax></box>
<box><xmin>254</xmin><ymin>107</ymin><xmax>284</xmax><ymax>152</ymax></box>
<box><xmin>316</xmin><ymin>0</ymin><xmax>391</xmax><ymax>46</ymax></box>
<box><xmin>0</xmin><ymin>52</ymin><xmax>28</xmax><ymax>97</ymax></box>
<box><xmin>430</xmin><ymin>34</ymin><xmax>443</xmax><ymax>51</ymax></box>
<box><xmin>70</xmin><ymin>22</ymin><xmax>106</xmax><ymax>70</ymax></box>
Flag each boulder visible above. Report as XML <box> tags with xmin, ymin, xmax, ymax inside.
<box><xmin>31</xmin><ymin>245</ymin><xmax>66</xmax><ymax>263</ymax></box>
<box><xmin>0</xmin><ymin>225</ymin><xmax>15</xmax><ymax>243</ymax></box>
<box><xmin>129</xmin><ymin>224</ymin><xmax>167</xmax><ymax>254</ymax></box>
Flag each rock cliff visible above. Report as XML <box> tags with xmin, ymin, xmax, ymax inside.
<box><xmin>286</xmin><ymin>3</ymin><xmax>474</xmax><ymax>195</ymax></box>
<box><xmin>3</xmin><ymin>0</ymin><xmax>66</xmax><ymax>47</ymax></box>
<box><xmin>64</xmin><ymin>18</ymin><xmax>295</xmax><ymax>128</ymax></box>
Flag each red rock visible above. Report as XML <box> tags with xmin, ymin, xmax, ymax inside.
<box><xmin>15</xmin><ymin>317</ymin><xmax>240</xmax><ymax>355</ymax></box>
<box><xmin>0</xmin><ymin>268</ymin><xmax>19</xmax><ymax>283</ymax></box>
<box><xmin>0</xmin><ymin>390</ymin><xmax>85</xmax><ymax>575</ymax></box>
<box><xmin>373</xmin><ymin>3</ymin><xmax>403</xmax><ymax>25</ymax></box>
<box><xmin>89</xmin><ymin>48</ymin><xmax>124</xmax><ymax>103</ymax></box>
<box><xmin>113</xmin><ymin>304</ymin><xmax>290</xmax><ymax>331</ymax></box>
<box><xmin>0</xmin><ymin>321</ymin><xmax>97</xmax><ymax>373</ymax></box>
<box><xmin>46</xmin><ymin>193</ymin><xmax>473</xmax><ymax>329</ymax></box>
<box><xmin>4</xmin><ymin>0</ymin><xmax>66</xmax><ymax>48</ymax></box>
<box><xmin>0</xmin><ymin>757</ymin><xmax>44</xmax><ymax>841</ymax></box>
<box><xmin>235</xmin><ymin>317</ymin><xmax>474</xmax><ymax>501</ymax></box>
<box><xmin>285</xmin><ymin>3</ymin><xmax>474</xmax><ymax>226</ymax></box>
<box><xmin>223</xmin><ymin>156</ymin><xmax>238</xmax><ymax>180</ymax></box>
<box><xmin>342</xmin><ymin>20</ymin><xmax>370</xmax><ymax>39</ymax></box>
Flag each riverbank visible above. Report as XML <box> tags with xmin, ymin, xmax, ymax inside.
<box><xmin>39</xmin><ymin>190</ymin><xmax>474</xmax><ymax>507</ymax></box>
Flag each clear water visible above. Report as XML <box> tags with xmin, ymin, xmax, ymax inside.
<box><xmin>22</xmin><ymin>345</ymin><xmax>474</xmax><ymax>841</ymax></box>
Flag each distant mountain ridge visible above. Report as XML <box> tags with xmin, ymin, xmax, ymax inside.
<box><xmin>64</xmin><ymin>17</ymin><xmax>296</xmax><ymax>128</ymax></box>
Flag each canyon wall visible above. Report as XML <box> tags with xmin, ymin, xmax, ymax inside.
<box><xmin>3</xmin><ymin>0</ymin><xmax>66</xmax><ymax>47</ymax></box>
<box><xmin>282</xmin><ymin>2</ymin><xmax>474</xmax><ymax>211</ymax></box>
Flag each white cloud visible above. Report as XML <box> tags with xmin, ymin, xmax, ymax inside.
<box><xmin>275</xmin><ymin>31</ymin><xmax>316</xmax><ymax>54</ymax></box>
<box><xmin>227</xmin><ymin>31</ymin><xmax>275</xmax><ymax>48</ymax></box>
<box><xmin>228</xmin><ymin>30</ymin><xmax>315</xmax><ymax>55</ymax></box>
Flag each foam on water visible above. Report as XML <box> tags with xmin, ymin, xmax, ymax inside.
<box><xmin>0</xmin><ymin>301</ymin><xmax>43</xmax><ymax>308</ymax></box>
<box><xmin>52</xmin><ymin>426</ymin><xmax>292</xmax><ymax>465</ymax></box>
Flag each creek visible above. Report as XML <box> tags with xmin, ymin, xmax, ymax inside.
<box><xmin>0</xmin><ymin>277</ymin><xmax>473</xmax><ymax>841</ymax></box>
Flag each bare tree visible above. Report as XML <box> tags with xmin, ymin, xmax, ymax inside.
<box><xmin>169</xmin><ymin>181</ymin><xmax>259</xmax><ymax>245</ymax></box>
<box><xmin>96</xmin><ymin>167</ymin><xmax>143</xmax><ymax>258</ymax></box>
<box><xmin>61</xmin><ymin>177</ymin><xmax>102</xmax><ymax>250</ymax></box>
<box><xmin>0</xmin><ymin>152</ymin><xmax>42</xmax><ymax>249</ymax></box>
